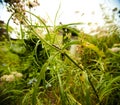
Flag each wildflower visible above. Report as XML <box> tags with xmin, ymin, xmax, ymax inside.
<box><xmin>11</xmin><ymin>71</ymin><xmax>23</xmax><ymax>78</ymax></box>
<box><xmin>0</xmin><ymin>75</ymin><xmax>9</xmax><ymax>81</ymax></box>
<box><xmin>46</xmin><ymin>83</ymin><xmax>52</xmax><ymax>88</ymax></box>
<box><xmin>15</xmin><ymin>73</ymin><xmax>23</xmax><ymax>78</ymax></box>
<box><xmin>0</xmin><ymin>71</ymin><xmax>23</xmax><ymax>82</ymax></box>
<box><xmin>28</xmin><ymin>78</ymin><xmax>37</xmax><ymax>85</ymax></box>
<box><xmin>5</xmin><ymin>74</ymin><xmax>15</xmax><ymax>82</ymax></box>
<box><xmin>26</xmin><ymin>0</ymin><xmax>40</xmax><ymax>8</ymax></box>
<box><xmin>109</xmin><ymin>47</ymin><xmax>120</xmax><ymax>52</ymax></box>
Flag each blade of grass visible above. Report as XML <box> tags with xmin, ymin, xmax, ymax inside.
<box><xmin>57</xmin><ymin>72</ymin><xmax>68</xmax><ymax>105</ymax></box>
<box><xmin>32</xmin><ymin>52</ymin><xmax>60</xmax><ymax>105</ymax></box>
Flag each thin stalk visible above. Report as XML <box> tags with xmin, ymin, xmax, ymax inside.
<box><xmin>87</xmin><ymin>75</ymin><xmax>101</xmax><ymax>105</ymax></box>
<box><xmin>19</xmin><ymin>23</ymin><xmax>24</xmax><ymax>39</ymax></box>
<box><xmin>64</xmin><ymin>53</ymin><xmax>84</xmax><ymax>71</ymax></box>
<box><xmin>54</xmin><ymin>1</ymin><xmax>61</xmax><ymax>26</ymax></box>
<box><xmin>6</xmin><ymin>13</ymin><xmax>15</xmax><ymax>42</ymax></box>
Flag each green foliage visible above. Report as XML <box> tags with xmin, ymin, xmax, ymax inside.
<box><xmin>1</xmin><ymin>8</ymin><xmax>120</xmax><ymax>105</ymax></box>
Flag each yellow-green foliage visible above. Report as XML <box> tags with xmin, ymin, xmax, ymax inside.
<box><xmin>1</xmin><ymin>9</ymin><xmax>120</xmax><ymax>105</ymax></box>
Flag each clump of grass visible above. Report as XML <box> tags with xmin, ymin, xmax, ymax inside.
<box><xmin>0</xmin><ymin>7</ymin><xmax>120</xmax><ymax>105</ymax></box>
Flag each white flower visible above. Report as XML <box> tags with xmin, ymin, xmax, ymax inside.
<box><xmin>11</xmin><ymin>71</ymin><xmax>23</xmax><ymax>78</ymax></box>
<box><xmin>28</xmin><ymin>78</ymin><xmax>37</xmax><ymax>85</ymax></box>
<box><xmin>15</xmin><ymin>73</ymin><xmax>23</xmax><ymax>78</ymax></box>
<box><xmin>109</xmin><ymin>47</ymin><xmax>120</xmax><ymax>52</ymax></box>
<box><xmin>0</xmin><ymin>75</ymin><xmax>9</xmax><ymax>81</ymax></box>
<box><xmin>0</xmin><ymin>71</ymin><xmax>23</xmax><ymax>82</ymax></box>
<box><xmin>5</xmin><ymin>74</ymin><xmax>15</xmax><ymax>82</ymax></box>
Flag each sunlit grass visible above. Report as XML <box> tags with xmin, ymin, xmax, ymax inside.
<box><xmin>0</xmin><ymin>9</ymin><xmax>120</xmax><ymax>105</ymax></box>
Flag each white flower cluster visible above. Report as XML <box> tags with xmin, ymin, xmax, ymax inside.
<box><xmin>26</xmin><ymin>0</ymin><xmax>40</xmax><ymax>8</ymax></box>
<box><xmin>0</xmin><ymin>71</ymin><xmax>23</xmax><ymax>82</ymax></box>
<box><xmin>109</xmin><ymin>47</ymin><xmax>120</xmax><ymax>52</ymax></box>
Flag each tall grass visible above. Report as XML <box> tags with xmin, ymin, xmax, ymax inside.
<box><xmin>0</xmin><ymin>8</ymin><xmax>120</xmax><ymax>105</ymax></box>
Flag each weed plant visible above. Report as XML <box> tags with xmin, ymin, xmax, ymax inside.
<box><xmin>0</xmin><ymin>10</ymin><xmax>120</xmax><ymax>105</ymax></box>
